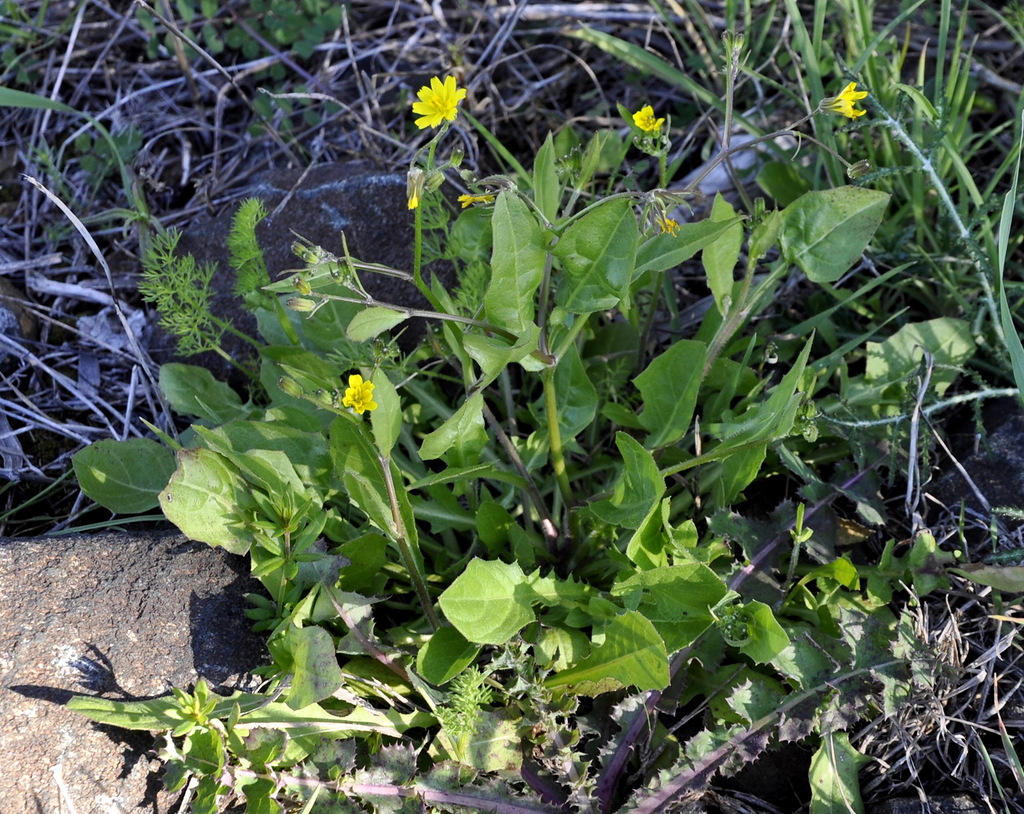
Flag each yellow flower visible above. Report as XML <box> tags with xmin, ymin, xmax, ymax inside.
<box><xmin>820</xmin><ymin>82</ymin><xmax>868</xmax><ymax>119</ymax></box>
<box><xmin>412</xmin><ymin>75</ymin><xmax>467</xmax><ymax>130</ymax></box>
<box><xmin>457</xmin><ymin>193</ymin><xmax>496</xmax><ymax>208</ymax></box>
<box><xmin>342</xmin><ymin>374</ymin><xmax>378</xmax><ymax>414</ymax></box>
<box><xmin>407</xmin><ymin>167</ymin><xmax>424</xmax><ymax>210</ymax></box>
<box><xmin>632</xmin><ymin>104</ymin><xmax>665</xmax><ymax>133</ymax></box>
<box><xmin>656</xmin><ymin>216</ymin><xmax>680</xmax><ymax>236</ymax></box>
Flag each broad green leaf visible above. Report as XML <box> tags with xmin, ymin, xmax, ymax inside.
<box><xmin>438</xmin><ymin>559</ymin><xmax>534</xmax><ymax>645</ymax></box>
<box><xmin>370</xmin><ymin>372</ymin><xmax>402</xmax><ymax>456</ymax></box>
<box><xmin>553</xmin><ymin>342</ymin><xmax>598</xmax><ymax>441</ymax></box>
<box><xmin>737</xmin><ymin>601</ymin><xmax>791</xmax><ymax>664</ymax></box>
<box><xmin>463</xmin><ymin>327</ymin><xmax>539</xmax><ymax>385</ymax></box>
<box><xmin>635</xmin><ymin>339</ymin><xmax>705</xmax><ymax>448</ymax></box>
<box><xmin>284</xmin><ymin>624</ymin><xmax>345</xmax><ymax>709</ymax></box>
<box><xmin>810</xmin><ymin>731</ymin><xmax>870</xmax><ymax>814</ymax></box>
<box><xmin>346</xmin><ymin>306</ymin><xmax>409</xmax><ymax>342</ymax></box>
<box><xmin>417</xmin><ymin>626</ymin><xmax>481</xmax><ymax>685</ymax></box>
<box><xmin>844</xmin><ymin>318</ymin><xmax>974</xmax><ymax>410</ymax></box>
<box><xmin>484</xmin><ymin>192</ymin><xmax>547</xmax><ymax>334</ymax></box>
<box><xmin>73</xmin><ymin>438</ymin><xmax>176</xmax><ymax>513</ymax></box>
<box><xmin>589</xmin><ymin>432</ymin><xmax>665</xmax><ymax>529</ymax></box>
<box><xmin>533</xmin><ymin>132</ymin><xmax>560</xmax><ymax>221</ymax></box>
<box><xmin>634</xmin><ymin>217</ymin><xmax>744</xmax><ymax>276</ymax></box>
<box><xmin>159</xmin><ymin>447</ymin><xmax>253</xmax><ymax>554</ymax></box>
<box><xmin>190</xmin><ymin>419</ymin><xmax>335</xmax><ymax>498</ymax></box>
<box><xmin>702</xmin><ymin>194</ymin><xmax>744</xmax><ymax>314</ymax></box>
<box><xmin>545</xmin><ymin>611</ymin><xmax>669</xmax><ymax>695</ymax></box>
<box><xmin>419</xmin><ymin>392</ymin><xmax>486</xmax><ymax>462</ymax></box>
<box><xmin>612</xmin><ymin>563</ymin><xmax>728</xmax><ymax>652</ymax></box>
<box><xmin>951</xmin><ymin>564</ymin><xmax>1024</xmax><ymax>593</ymax></box>
<box><xmin>779</xmin><ymin>186</ymin><xmax>889</xmax><ymax>283</ymax></box>
<box><xmin>159</xmin><ymin>363</ymin><xmax>250</xmax><ymax>424</ymax></box>
<box><xmin>554</xmin><ymin>197</ymin><xmax>639</xmax><ymax>313</ymax></box>
<box><xmin>461</xmin><ymin>709</ymin><xmax>522</xmax><ymax>773</ymax></box>
<box><xmin>329</xmin><ymin>416</ymin><xmax>395</xmax><ymax>536</ymax></box>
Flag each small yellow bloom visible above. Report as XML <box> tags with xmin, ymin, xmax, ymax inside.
<box><xmin>656</xmin><ymin>216</ymin><xmax>680</xmax><ymax>236</ymax></box>
<box><xmin>407</xmin><ymin>167</ymin><xmax>424</xmax><ymax>210</ymax></box>
<box><xmin>820</xmin><ymin>82</ymin><xmax>868</xmax><ymax>120</ymax></box>
<box><xmin>632</xmin><ymin>104</ymin><xmax>665</xmax><ymax>133</ymax></box>
<box><xmin>342</xmin><ymin>374</ymin><xmax>378</xmax><ymax>414</ymax></box>
<box><xmin>457</xmin><ymin>193</ymin><xmax>496</xmax><ymax>208</ymax></box>
<box><xmin>412</xmin><ymin>75</ymin><xmax>467</xmax><ymax>130</ymax></box>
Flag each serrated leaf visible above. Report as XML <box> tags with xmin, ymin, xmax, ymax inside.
<box><xmin>73</xmin><ymin>438</ymin><xmax>176</xmax><ymax>513</ymax></box>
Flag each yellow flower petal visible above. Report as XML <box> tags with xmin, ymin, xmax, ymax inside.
<box><xmin>411</xmin><ymin>75</ymin><xmax>468</xmax><ymax>130</ymax></box>
<box><xmin>820</xmin><ymin>82</ymin><xmax>869</xmax><ymax>120</ymax></box>
<box><xmin>632</xmin><ymin>104</ymin><xmax>665</xmax><ymax>133</ymax></box>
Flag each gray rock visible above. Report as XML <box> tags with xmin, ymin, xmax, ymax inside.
<box><xmin>163</xmin><ymin>161</ymin><xmax>454</xmax><ymax>380</ymax></box>
<box><xmin>0</xmin><ymin>530</ymin><xmax>266</xmax><ymax>814</ymax></box>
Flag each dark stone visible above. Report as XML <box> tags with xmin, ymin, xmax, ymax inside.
<box><xmin>0</xmin><ymin>530</ymin><xmax>266</xmax><ymax>813</ymax></box>
<box><xmin>161</xmin><ymin>161</ymin><xmax>453</xmax><ymax>382</ymax></box>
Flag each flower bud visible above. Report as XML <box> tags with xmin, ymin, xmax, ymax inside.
<box><xmin>277</xmin><ymin>377</ymin><xmax>304</xmax><ymax>398</ymax></box>
<box><xmin>287</xmin><ymin>297</ymin><xmax>317</xmax><ymax>312</ymax></box>
<box><xmin>847</xmin><ymin>160</ymin><xmax>872</xmax><ymax>180</ymax></box>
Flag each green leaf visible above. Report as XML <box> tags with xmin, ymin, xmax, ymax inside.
<box><xmin>544</xmin><ymin>611</ymin><xmax>669</xmax><ymax>695</ymax></box>
<box><xmin>438</xmin><ymin>559</ymin><xmax>535</xmax><ymax>645</ymax></box>
<box><xmin>612</xmin><ymin>563</ymin><xmax>728</xmax><ymax>652</ymax></box>
<box><xmin>951</xmin><ymin>564</ymin><xmax>1024</xmax><ymax>593</ymax></box>
<box><xmin>553</xmin><ymin>342</ymin><xmax>598</xmax><ymax>441</ymax></box>
<box><xmin>810</xmin><ymin>731</ymin><xmax>870</xmax><ymax>814</ymax></box>
<box><xmin>702</xmin><ymin>194</ymin><xmax>744</xmax><ymax>314</ymax></box>
<box><xmin>589</xmin><ymin>432</ymin><xmax>665</xmax><ymax>529</ymax></box>
<box><xmin>347</xmin><ymin>307</ymin><xmax>409</xmax><ymax>342</ymax></box>
<box><xmin>159</xmin><ymin>363</ymin><xmax>250</xmax><ymax>424</ymax></box>
<box><xmin>370</xmin><ymin>372</ymin><xmax>402</xmax><ymax>456</ymax></box>
<box><xmin>484</xmin><ymin>192</ymin><xmax>548</xmax><ymax>334</ymax></box>
<box><xmin>159</xmin><ymin>448</ymin><xmax>253</xmax><ymax>554</ymax></box>
<box><xmin>736</xmin><ymin>601</ymin><xmax>791</xmax><ymax>664</ymax></box>
<box><xmin>417</xmin><ymin>627</ymin><xmax>481</xmax><ymax>685</ymax></box>
<box><xmin>554</xmin><ymin>197</ymin><xmax>639</xmax><ymax>313</ymax></box>
<box><xmin>73</xmin><ymin>438</ymin><xmax>176</xmax><ymax>513</ymax></box>
<box><xmin>284</xmin><ymin>625</ymin><xmax>345</xmax><ymax>709</ymax></box>
<box><xmin>635</xmin><ymin>339</ymin><xmax>705</xmax><ymax>448</ymax></box>
<box><xmin>779</xmin><ymin>187</ymin><xmax>889</xmax><ymax>283</ymax></box>
<box><xmin>533</xmin><ymin>132</ymin><xmax>561</xmax><ymax>221</ymax></box>
<box><xmin>419</xmin><ymin>392</ymin><xmax>486</xmax><ymax>462</ymax></box>
<box><xmin>634</xmin><ymin>217</ymin><xmax>744</xmax><ymax>276</ymax></box>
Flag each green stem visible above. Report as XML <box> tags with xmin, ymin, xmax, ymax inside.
<box><xmin>379</xmin><ymin>453</ymin><xmax>440</xmax><ymax>631</ymax></box>
<box><xmin>543</xmin><ymin>365</ymin><xmax>575</xmax><ymax>519</ymax></box>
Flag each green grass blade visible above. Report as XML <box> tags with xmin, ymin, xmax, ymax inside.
<box><xmin>997</xmin><ymin>111</ymin><xmax>1024</xmax><ymax>403</ymax></box>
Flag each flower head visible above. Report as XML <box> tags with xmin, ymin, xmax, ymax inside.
<box><xmin>656</xmin><ymin>216</ymin><xmax>680</xmax><ymax>236</ymax></box>
<box><xmin>457</xmin><ymin>193</ymin><xmax>496</xmax><ymax>208</ymax></box>
<box><xmin>407</xmin><ymin>167</ymin><xmax>425</xmax><ymax>210</ymax></box>
<box><xmin>342</xmin><ymin>374</ymin><xmax>378</xmax><ymax>414</ymax></box>
<box><xmin>819</xmin><ymin>82</ymin><xmax>868</xmax><ymax>119</ymax></box>
<box><xmin>632</xmin><ymin>104</ymin><xmax>665</xmax><ymax>134</ymax></box>
<box><xmin>412</xmin><ymin>75</ymin><xmax>467</xmax><ymax>130</ymax></box>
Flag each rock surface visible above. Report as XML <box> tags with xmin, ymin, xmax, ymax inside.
<box><xmin>165</xmin><ymin>161</ymin><xmax>453</xmax><ymax>379</ymax></box>
<box><xmin>0</xmin><ymin>529</ymin><xmax>266</xmax><ymax>814</ymax></box>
